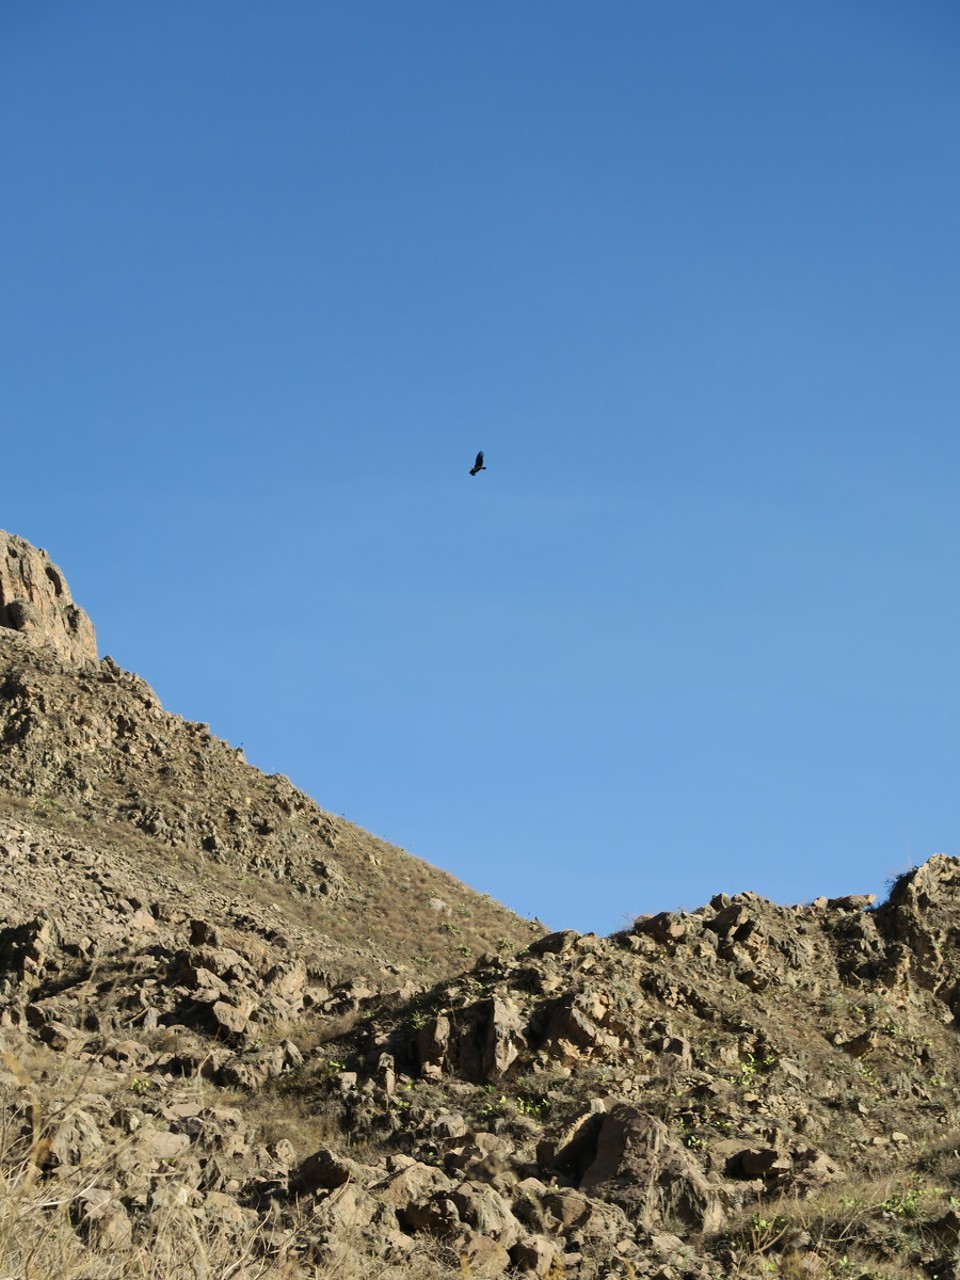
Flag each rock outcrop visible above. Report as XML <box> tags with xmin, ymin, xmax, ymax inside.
<box><xmin>0</xmin><ymin>530</ymin><xmax>97</xmax><ymax>666</ymax></box>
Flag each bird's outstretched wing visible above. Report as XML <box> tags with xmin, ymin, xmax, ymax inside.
<box><xmin>469</xmin><ymin>450</ymin><xmax>486</xmax><ymax>475</ymax></box>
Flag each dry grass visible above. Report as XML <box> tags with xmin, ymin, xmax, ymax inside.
<box><xmin>716</xmin><ymin>1172</ymin><xmax>957</xmax><ymax>1279</ymax></box>
<box><xmin>250</xmin><ymin>1088</ymin><xmax>345</xmax><ymax>1160</ymax></box>
<box><xmin>0</xmin><ymin>1128</ymin><xmax>289</xmax><ymax>1279</ymax></box>
<box><xmin>0</xmin><ymin>1162</ymin><xmax>466</xmax><ymax>1280</ymax></box>
<box><xmin>0</xmin><ymin>1044</ymin><xmax>469</xmax><ymax>1280</ymax></box>
<box><xmin>0</xmin><ymin>1153</ymin><xmax>474</xmax><ymax>1280</ymax></box>
<box><xmin>0</xmin><ymin>1126</ymin><xmax>467</xmax><ymax>1280</ymax></box>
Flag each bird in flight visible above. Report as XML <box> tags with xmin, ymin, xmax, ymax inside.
<box><xmin>469</xmin><ymin>450</ymin><xmax>487</xmax><ymax>476</ymax></box>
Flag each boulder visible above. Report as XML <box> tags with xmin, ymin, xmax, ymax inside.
<box><xmin>291</xmin><ymin>1148</ymin><xmax>358</xmax><ymax>1196</ymax></box>
<box><xmin>212</xmin><ymin>998</ymin><xmax>255</xmax><ymax>1039</ymax></box>
<box><xmin>579</xmin><ymin>1105</ymin><xmax>725</xmax><ymax>1233</ymax></box>
<box><xmin>458</xmin><ymin>1229</ymin><xmax>511</xmax><ymax>1277</ymax></box>
<box><xmin>417</xmin><ymin>1013</ymin><xmax>451</xmax><ymax>1077</ymax></box>
<box><xmin>217</xmin><ymin>1046</ymin><xmax>288</xmax><ymax>1089</ymax></box>
<box><xmin>402</xmin><ymin>1194</ymin><xmax>461</xmax><ymax>1235</ymax></box>
<box><xmin>480</xmin><ymin>996</ymin><xmax>527</xmax><ymax>1079</ymax></box>
<box><xmin>0</xmin><ymin>917</ymin><xmax>57</xmax><ymax>990</ymax></box>
<box><xmin>446</xmin><ymin>1131</ymin><xmax>515</xmax><ymax>1178</ymax></box>
<box><xmin>540</xmin><ymin>1188</ymin><xmax>596</xmax><ymax>1232</ymax></box>
<box><xmin>510</xmin><ymin>1233</ymin><xmax>560</xmax><ymax>1277</ymax></box>
<box><xmin>450</xmin><ymin>1179</ymin><xmax>522</xmax><ymax>1247</ymax></box>
<box><xmin>37</xmin><ymin>1108</ymin><xmax>103</xmax><ymax>1169</ymax></box>
<box><xmin>431</xmin><ymin>1110</ymin><xmax>468</xmax><ymax>1140</ymax></box>
<box><xmin>312</xmin><ymin>1183</ymin><xmax>378</xmax><ymax>1234</ymax></box>
<box><xmin>537</xmin><ymin>1100</ymin><xmax>606</xmax><ymax>1182</ymax></box>
<box><xmin>540</xmin><ymin>992</ymin><xmax>619</xmax><ymax>1062</ymax></box>
<box><xmin>72</xmin><ymin>1187</ymin><xmax>132</xmax><ymax>1247</ymax></box>
<box><xmin>727</xmin><ymin>1147</ymin><xmax>791</xmax><ymax>1183</ymax></box>
<box><xmin>826</xmin><ymin>894</ymin><xmax>876</xmax><ymax>912</ymax></box>
<box><xmin>369</xmin><ymin>1158</ymin><xmax>454</xmax><ymax>1212</ymax></box>
<box><xmin>634</xmin><ymin>912</ymin><xmax>688</xmax><ymax>945</ymax></box>
<box><xmin>528</xmin><ymin>931</ymin><xmax>581</xmax><ymax>956</ymax></box>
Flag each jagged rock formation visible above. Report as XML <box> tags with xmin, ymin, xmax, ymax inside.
<box><xmin>0</xmin><ymin>530</ymin><xmax>958</xmax><ymax>1280</ymax></box>
<box><xmin>0</xmin><ymin>530</ymin><xmax>97</xmax><ymax>667</ymax></box>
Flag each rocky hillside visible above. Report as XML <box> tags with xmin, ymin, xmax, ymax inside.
<box><xmin>0</xmin><ymin>531</ymin><xmax>537</xmax><ymax>989</ymax></box>
<box><xmin>0</xmin><ymin>529</ymin><xmax>957</xmax><ymax>1280</ymax></box>
<box><xmin>300</xmin><ymin>862</ymin><xmax>960</xmax><ymax>1278</ymax></box>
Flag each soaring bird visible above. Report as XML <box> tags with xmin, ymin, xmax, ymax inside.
<box><xmin>469</xmin><ymin>451</ymin><xmax>487</xmax><ymax>476</ymax></box>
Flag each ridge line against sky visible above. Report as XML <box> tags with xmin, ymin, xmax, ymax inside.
<box><xmin>2</xmin><ymin>2</ymin><xmax>959</xmax><ymax>931</ymax></box>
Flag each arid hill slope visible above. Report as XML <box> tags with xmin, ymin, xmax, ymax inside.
<box><xmin>0</xmin><ymin>529</ymin><xmax>957</xmax><ymax>1280</ymax></box>
<box><xmin>0</xmin><ymin>530</ymin><xmax>537</xmax><ymax>987</ymax></box>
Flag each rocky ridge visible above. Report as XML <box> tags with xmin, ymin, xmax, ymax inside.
<box><xmin>0</xmin><ymin>531</ymin><xmax>957</xmax><ymax>1280</ymax></box>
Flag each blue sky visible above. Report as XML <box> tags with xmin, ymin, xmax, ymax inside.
<box><xmin>3</xmin><ymin>3</ymin><xmax>960</xmax><ymax>932</ymax></box>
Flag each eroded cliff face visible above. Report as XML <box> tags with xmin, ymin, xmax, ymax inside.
<box><xmin>0</xmin><ymin>531</ymin><xmax>97</xmax><ymax>667</ymax></box>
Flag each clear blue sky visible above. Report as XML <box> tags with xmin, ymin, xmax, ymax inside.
<box><xmin>3</xmin><ymin>3</ymin><xmax>960</xmax><ymax>933</ymax></box>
